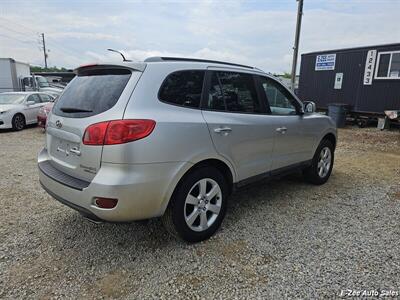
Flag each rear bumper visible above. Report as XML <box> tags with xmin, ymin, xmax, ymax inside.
<box><xmin>40</xmin><ymin>181</ymin><xmax>102</xmax><ymax>222</ymax></box>
<box><xmin>38</xmin><ymin>148</ymin><xmax>191</xmax><ymax>222</ymax></box>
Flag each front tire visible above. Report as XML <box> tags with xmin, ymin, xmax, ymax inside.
<box><xmin>303</xmin><ymin>139</ymin><xmax>334</xmax><ymax>185</ymax></box>
<box><xmin>162</xmin><ymin>167</ymin><xmax>228</xmax><ymax>243</ymax></box>
<box><xmin>12</xmin><ymin>114</ymin><xmax>25</xmax><ymax>131</ymax></box>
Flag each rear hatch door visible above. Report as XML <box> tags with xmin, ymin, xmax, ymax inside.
<box><xmin>46</xmin><ymin>65</ymin><xmax>142</xmax><ymax>181</ymax></box>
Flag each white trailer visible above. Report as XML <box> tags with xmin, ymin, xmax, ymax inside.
<box><xmin>0</xmin><ymin>58</ymin><xmax>30</xmax><ymax>92</ymax></box>
<box><xmin>0</xmin><ymin>58</ymin><xmax>63</xmax><ymax>95</ymax></box>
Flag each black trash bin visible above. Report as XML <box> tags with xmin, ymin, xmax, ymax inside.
<box><xmin>328</xmin><ymin>103</ymin><xmax>348</xmax><ymax>128</ymax></box>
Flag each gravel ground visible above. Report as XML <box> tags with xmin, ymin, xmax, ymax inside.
<box><xmin>0</xmin><ymin>126</ymin><xmax>399</xmax><ymax>299</ymax></box>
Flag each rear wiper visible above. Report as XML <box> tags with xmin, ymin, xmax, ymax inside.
<box><xmin>60</xmin><ymin>107</ymin><xmax>93</xmax><ymax>113</ymax></box>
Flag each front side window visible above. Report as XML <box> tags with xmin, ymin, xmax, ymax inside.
<box><xmin>159</xmin><ymin>70</ymin><xmax>205</xmax><ymax>108</ymax></box>
<box><xmin>376</xmin><ymin>52</ymin><xmax>400</xmax><ymax>79</ymax></box>
<box><xmin>206</xmin><ymin>71</ymin><xmax>260</xmax><ymax>113</ymax></box>
<box><xmin>259</xmin><ymin>77</ymin><xmax>298</xmax><ymax>115</ymax></box>
<box><xmin>22</xmin><ymin>77</ymin><xmax>33</xmax><ymax>88</ymax></box>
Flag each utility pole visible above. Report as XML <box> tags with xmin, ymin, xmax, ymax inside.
<box><xmin>290</xmin><ymin>0</ymin><xmax>303</xmax><ymax>91</ymax></box>
<box><xmin>41</xmin><ymin>33</ymin><xmax>48</xmax><ymax>69</ymax></box>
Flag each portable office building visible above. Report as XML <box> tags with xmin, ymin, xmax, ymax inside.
<box><xmin>298</xmin><ymin>43</ymin><xmax>400</xmax><ymax>115</ymax></box>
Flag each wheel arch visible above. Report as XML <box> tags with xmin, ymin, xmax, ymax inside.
<box><xmin>322</xmin><ymin>132</ymin><xmax>336</xmax><ymax>149</ymax></box>
<box><xmin>12</xmin><ymin>111</ymin><xmax>26</xmax><ymax>126</ymax></box>
<box><xmin>188</xmin><ymin>159</ymin><xmax>234</xmax><ymax>195</ymax></box>
<box><xmin>13</xmin><ymin>111</ymin><xmax>26</xmax><ymax>118</ymax></box>
<box><xmin>159</xmin><ymin>157</ymin><xmax>235</xmax><ymax>216</ymax></box>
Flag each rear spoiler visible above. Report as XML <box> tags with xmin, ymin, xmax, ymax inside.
<box><xmin>74</xmin><ymin>62</ymin><xmax>146</xmax><ymax>74</ymax></box>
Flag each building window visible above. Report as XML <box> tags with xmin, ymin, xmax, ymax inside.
<box><xmin>375</xmin><ymin>51</ymin><xmax>400</xmax><ymax>79</ymax></box>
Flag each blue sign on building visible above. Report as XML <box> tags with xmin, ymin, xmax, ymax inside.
<box><xmin>315</xmin><ymin>54</ymin><xmax>336</xmax><ymax>71</ymax></box>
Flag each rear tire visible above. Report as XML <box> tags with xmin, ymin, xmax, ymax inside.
<box><xmin>12</xmin><ymin>114</ymin><xmax>25</xmax><ymax>131</ymax></box>
<box><xmin>162</xmin><ymin>167</ymin><xmax>228</xmax><ymax>243</ymax></box>
<box><xmin>303</xmin><ymin>139</ymin><xmax>334</xmax><ymax>185</ymax></box>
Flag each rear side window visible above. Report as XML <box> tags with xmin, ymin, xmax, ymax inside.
<box><xmin>159</xmin><ymin>70</ymin><xmax>205</xmax><ymax>108</ymax></box>
<box><xmin>39</xmin><ymin>93</ymin><xmax>52</xmax><ymax>102</ymax></box>
<box><xmin>206</xmin><ymin>71</ymin><xmax>260</xmax><ymax>113</ymax></box>
<box><xmin>53</xmin><ymin>68</ymin><xmax>131</xmax><ymax>118</ymax></box>
<box><xmin>27</xmin><ymin>94</ymin><xmax>41</xmax><ymax>103</ymax></box>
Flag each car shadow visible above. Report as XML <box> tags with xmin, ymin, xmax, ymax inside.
<box><xmin>45</xmin><ymin>168</ymin><xmax>352</xmax><ymax>266</ymax></box>
<box><xmin>0</xmin><ymin>123</ymin><xmax>38</xmax><ymax>133</ymax></box>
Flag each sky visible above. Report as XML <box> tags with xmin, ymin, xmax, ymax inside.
<box><xmin>0</xmin><ymin>0</ymin><xmax>399</xmax><ymax>73</ymax></box>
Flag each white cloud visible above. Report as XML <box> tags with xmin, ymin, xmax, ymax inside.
<box><xmin>0</xmin><ymin>0</ymin><xmax>399</xmax><ymax>73</ymax></box>
<box><xmin>49</xmin><ymin>32</ymin><xmax>125</xmax><ymax>42</ymax></box>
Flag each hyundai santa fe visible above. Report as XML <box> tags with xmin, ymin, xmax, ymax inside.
<box><xmin>38</xmin><ymin>57</ymin><xmax>337</xmax><ymax>242</ymax></box>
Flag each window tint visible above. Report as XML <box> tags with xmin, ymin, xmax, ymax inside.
<box><xmin>206</xmin><ymin>71</ymin><xmax>260</xmax><ymax>113</ymax></box>
<box><xmin>159</xmin><ymin>70</ymin><xmax>205</xmax><ymax>108</ymax></box>
<box><xmin>28</xmin><ymin>94</ymin><xmax>41</xmax><ymax>104</ymax></box>
<box><xmin>208</xmin><ymin>72</ymin><xmax>225</xmax><ymax>110</ymax></box>
<box><xmin>259</xmin><ymin>77</ymin><xmax>298</xmax><ymax>115</ymax></box>
<box><xmin>39</xmin><ymin>94</ymin><xmax>52</xmax><ymax>102</ymax></box>
<box><xmin>377</xmin><ymin>53</ymin><xmax>390</xmax><ymax>78</ymax></box>
<box><xmin>53</xmin><ymin>68</ymin><xmax>131</xmax><ymax>118</ymax></box>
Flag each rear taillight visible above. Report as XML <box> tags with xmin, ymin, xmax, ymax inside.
<box><xmin>82</xmin><ymin>122</ymin><xmax>109</xmax><ymax>145</ymax></box>
<box><xmin>83</xmin><ymin>119</ymin><xmax>155</xmax><ymax>145</ymax></box>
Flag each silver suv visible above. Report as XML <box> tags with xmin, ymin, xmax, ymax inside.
<box><xmin>38</xmin><ymin>57</ymin><xmax>337</xmax><ymax>242</ymax></box>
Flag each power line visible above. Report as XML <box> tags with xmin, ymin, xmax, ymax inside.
<box><xmin>0</xmin><ymin>16</ymin><xmax>39</xmax><ymax>35</ymax></box>
<box><xmin>0</xmin><ymin>16</ymin><xmax>86</xmax><ymax>57</ymax></box>
<box><xmin>46</xmin><ymin>36</ymin><xmax>87</xmax><ymax>56</ymax></box>
<box><xmin>43</xmin><ymin>41</ymin><xmax>83</xmax><ymax>65</ymax></box>
<box><xmin>0</xmin><ymin>23</ymin><xmax>38</xmax><ymax>41</ymax></box>
<box><xmin>0</xmin><ymin>15</ymin><xmax>93</xmax><ymax>67</ymax></box>
<box><xmin>0</xmin><ymin>26</ymin><xmax>81</xmax><ymax>66</ymax></box>
<box><xmin>45</xmin><ymin>40</ymin><xmax>82</xmax><ymax>58</ymax></box>
<box><xmin>0</xmin><ymin>33</ymin><xmax>37</xmax><ymax>45</ymax></box>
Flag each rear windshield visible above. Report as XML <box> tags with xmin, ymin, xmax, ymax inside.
<box><xmin>53</xmin><ymin>68</ymin><xmax>131</xmax><ymax>118</ymax></box>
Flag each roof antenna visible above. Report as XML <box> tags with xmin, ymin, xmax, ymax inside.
<box><xmin>107</xmin><ymin>48</ymin><xmax>131</xmax><ymax>62</ymax></box>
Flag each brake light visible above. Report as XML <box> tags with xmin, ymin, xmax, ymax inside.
<box><xmin>82</xmin><ymin>122</ymin><xmax>109</xmax><ymax>145</ymax></box>
<box><xmin>83</xmin><ymin>119</ymin><xmax>155</xmax><ymax>145</ymax></box>
<box><xmin>78</xmin><ymin>63</ymin><xmax>98</xmax><ymax>69</ymax></box>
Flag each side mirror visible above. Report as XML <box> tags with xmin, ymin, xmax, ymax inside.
<box><xmin>26</xmin><ymin>101</ymin><xmax>35</xmax><ymax>106</ymax></box>
<box><xmin>303</xmin><ymin>101</ymin><xmax>316</xmax><ymax>113</ymax></box>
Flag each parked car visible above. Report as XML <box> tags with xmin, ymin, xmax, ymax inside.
<box><xmin>38</xmin><ymin>57</ymin><xmax>337</xmax><ymax>242</ymax></box>
<box><xmin>0</xmin><ymin>92</ymin><xmax>55</xmax><ymax>130</ymax></box>
<box><xmin>37</xmin><ymin>97</ymin><xmax>57</xmax><ymax>129</ymax></box>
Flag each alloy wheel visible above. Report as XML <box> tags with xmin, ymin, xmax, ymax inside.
<box><xmin>14</xmin><ymin>115</ymin><xmax>24</xmax><ymax>130</ymax></box>
<box><xmin>184</xmin><ymin>178</ymin><xmax>222</xmax><ymax>232</ymax></box>
<box><xmin>317</xmin><ymin>146</ymin><xmax>332</xmax><ymax>178</ymax></box>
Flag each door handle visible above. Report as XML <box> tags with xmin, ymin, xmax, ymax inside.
<box><xmin>69</xmin><ymin>147</ymin><xmax>81</xmax><ymax>156</ymax></box>
<box><xmin>214</xmin><ymin>127</ymin><xmax>232</xmax><ymax>134</ymax></box>
<box><xmin>276</xmin><ymin>127</ymin><xmax>287</xmax><ymax>134</ymax></box>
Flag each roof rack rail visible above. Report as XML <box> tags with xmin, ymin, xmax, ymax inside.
<box><xmin>144</xmin><ymin>56</ymin><xmax>254</xmax><ymax>69</ymax></box>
